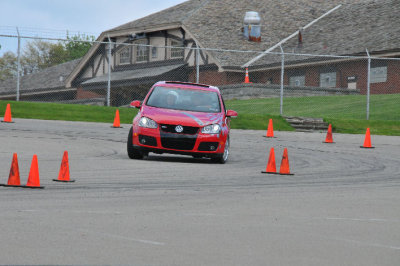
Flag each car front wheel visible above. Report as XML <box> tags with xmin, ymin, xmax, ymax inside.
<box><xmin>127</xmin><ymin>127</ymin><xmax>145</xmax><ymax>159</ymax></box>
<box><xmin>211</xmin><ymin>136</ymin><xmax>229</xmax><ymax>164</ymax></box>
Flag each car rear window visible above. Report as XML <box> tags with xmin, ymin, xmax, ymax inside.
<box><xmin>146</xmin><ymin>86</ymin><xmax>221</xmax><ymax>113</ymax></box>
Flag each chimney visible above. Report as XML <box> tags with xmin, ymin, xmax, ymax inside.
<box><xmin>243</xmin><ymin>11</ymin><xmax>261</xmax><ymax>42</ymax></box>
<box><xmin>297</xmin><ymin>27</ymin><xmax>303</xmax><ymax>48</ymax></box>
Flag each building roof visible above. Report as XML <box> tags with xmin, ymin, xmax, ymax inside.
<box><xmin>105</xmin><ymin>0</ymin><xmax>399</xmax><ymax>68</ymax></box>
<box><xmin>81</xmin><ymin>64</ymin><xmax>185</xmax><ymax>87</ymax></box>
<box><xmin>285</xmin><ymin>0</ymin><xmax>400</xmax><ymax>56</ymax></box>
<box><xmin>109</xmin><ymin>0</ymin><xmax>206</xmax><ymax>32</ymax></box>
<box><xmin>0</xmin><ymin>59</ymin><xmax>81</xmax><ymax>96</ymax></box>
<box><xmin>67</xmin><ymin>0</ymin><xmax>400</xmax><ymax>87</ymax></box>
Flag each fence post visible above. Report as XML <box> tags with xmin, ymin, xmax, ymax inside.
<box><xmin>107</xmin><ymin>35</ymin><xmax>112</xmax><ymax>107</ymax></box>
<box><xmin>279</xmin><ymin>45</ymin><xmax>284</xmax><ymax>116</ymax></box>
<box><xmin>366</xmin><ymin>49</ymin><xmax>371</xmax><ymax>120</ymax></box>
<box><xmin>196</xmin><ymin>44</ymin><xmax>200</xmax><ymax>83</ymax></box>
<box><xmin>16</xmin><ymin>27</ymin><xmax>21</xmax><ymax>101</ymax></box>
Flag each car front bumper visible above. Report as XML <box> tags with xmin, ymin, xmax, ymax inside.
<box><xmin>131</xmin><ymin>126</ymin><xmax>226</xmax><ymax>156</ymax></box>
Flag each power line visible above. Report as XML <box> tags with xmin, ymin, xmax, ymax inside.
<box><xmin>0</xmin><ymin>26</ymin><xmax>100</xmax><ymax>39</ymax></box>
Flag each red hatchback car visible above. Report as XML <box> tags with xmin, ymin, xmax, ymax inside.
<box><xmin>127</xmin><ymin>81</ymin><xmax>237</xmax><ymax>163</ymax></box>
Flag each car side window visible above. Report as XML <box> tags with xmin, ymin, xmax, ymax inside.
<box><xmin>221</xmin><ymin>95</ymin><xmax>227</xmax><ymax>114</ymax></box>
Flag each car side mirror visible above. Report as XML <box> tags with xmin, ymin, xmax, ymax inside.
<box><xmin>226</xmin><ymin>110</ymin><xmax>238</xmax><ymax>118</ymax></box>
<box><xmin>130</xmin><ymin>100</ymin><xmax>141</xmax><ymax>108</ymax></box>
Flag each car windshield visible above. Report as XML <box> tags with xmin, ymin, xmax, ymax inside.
<box><xmin>146</xmin><ymin>86</ymin><xmax>221</xmax><ymax>113</ymax></box>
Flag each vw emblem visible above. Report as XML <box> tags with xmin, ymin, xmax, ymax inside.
<box><xmin>175</xmin><ymin>125</ymin><xmax>184</xmax><ymax>133</ymax></box>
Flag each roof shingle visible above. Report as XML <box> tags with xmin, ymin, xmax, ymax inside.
<box><xmin>104</xmin><ymin>0</ymin><xmax>399</xmax><ymax>67</ymax></box>
<box><xmin>0</xmin><ymin>59</ymin><xmax>81</xmax><ymax>95</ymax></box>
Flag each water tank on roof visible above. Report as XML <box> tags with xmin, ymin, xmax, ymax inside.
<box><xmin>244</xmin><ymin>11</ymin><xmax>261</xmax><ymax>24</ymax></box>
<box><xmin>243</xmin><ymin>11</ymin><xmax>261</xmax><ymax>42</ymax></box>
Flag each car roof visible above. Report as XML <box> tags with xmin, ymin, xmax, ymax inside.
<box><xmin>154</xmin><ymin>81</ymin><xmax>220</xmax><ymax>93</ymax></box>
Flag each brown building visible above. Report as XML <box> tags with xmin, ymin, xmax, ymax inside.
<box><xmin>66</xmin><ymin>0</ymin><xmax>400</xmax><ymax>106</ymax></box>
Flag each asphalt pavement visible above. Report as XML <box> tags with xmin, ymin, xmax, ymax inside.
<box><xmin>0</xmin><ymin>118</ymin><xmax>399</xmax><ymax>265</ymax></box>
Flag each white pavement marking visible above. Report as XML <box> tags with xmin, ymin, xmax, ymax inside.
<box><xmin>183</xmin><ymin>212</ymin><xmax>229</xmax><ymax>217</ymax></box>
<box><xmin>288</xmin><ymin>216</ymin><xmax>396</xmax><ymax>223</ymax></box>
<box><xmin>79</xmin><ymin>229</ymin><xmax>166</xmax><ymax>246</ymax></box>
<box><xmin>331</xmin><ymin>237</ymin><xmax>400</xmax><ymax>251</ymax></box>
<box><xmin>19</xmin><ymin>209</ymin><xmax>123</xmax><ymax>215</ymax></box>
<box><xmin>324</xmin><ymin>217</ymin><xmax>390</xmax><ymax>222</ymax></box>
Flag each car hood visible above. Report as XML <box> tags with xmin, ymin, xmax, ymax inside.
<box><xmin>141</xmin><ymin>106</ymin><xmax>223</xmax><ymax>127</ymax></box>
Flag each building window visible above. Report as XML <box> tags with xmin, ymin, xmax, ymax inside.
<box><xmin>289</xmin><ymin>75</ymin><xmax>305</xmax><ymax>87</ymax></box>
<box><xmin>151</xmin><ymin>46</ymin><xmax>158</xmax><ymax>59</ymax></box>
<box><xmin>170</xmin><ymin>39</ymin><xmax>184</xmax><ymax>58</ymax></box>
<box><xmin>370</xmin><ymin>66</ymin><xmax>387</xmax><ymax>83</ymax></box>
<box><xmin>320</xmin><ymin>72</ymin><xmax>336</xmax><ymax>88</ymax></box>
<box><xmin>136</xmin><ymin>39</ymin><xmax>149</xmax><ymax>62</ymax></box>
<box><xmin>119</xmin><ymin>47</ymin><xmax>131</xmax><ymax>64</ymax></box>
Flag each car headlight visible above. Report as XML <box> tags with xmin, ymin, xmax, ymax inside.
<box><xmin>139</xmin><ymin>117</ymin><xmax>158</xmax><ymax>129</ymax></box>
<box><xmin>201</xmin><ymin>124</ymin><xmax>221</xmax><ymax>134</ymax></box>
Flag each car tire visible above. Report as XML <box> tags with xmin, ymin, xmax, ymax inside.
<box><xmin>211</xmin><ymin>136</ymin><xmax>229</xmax><ymax>164</ymax></box>
<box><xmin>127</xmin><ymin>127</ymin><xmax>145</xmax><ymax>159</ymax></box>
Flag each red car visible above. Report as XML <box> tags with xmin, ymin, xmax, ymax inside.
<box><xmin>127</xmin><ymin>81</ymin><xmax>237</xmax><ymax>163</ymax></box>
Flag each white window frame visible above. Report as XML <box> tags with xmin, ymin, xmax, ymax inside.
<box><xmin>118</xmin><ymin>46</ymin><xmax>131</xmax><ymax>65</ymax></box>
<box><xmin>170</xmin><ymin>39</ymin><xmax>184</xmax><ymax>59</ymax></box>
<box><xmin>289</xmin><ymin>75</ymin><xmax>305</xmax><ymax>87</ymax></box>
<box><xmin>135</xmin><ymin>39</ymin><xmax>149</xmax><ymax>63</ymax></box>
<box><xmin>370</xmin><ymin>66</ymin><xmax>387</xmax><ymax>83</ymax></box>
<box><xmin>320</xmin><ymin>72</ymin><xmax>336</xmax><ymax>88</ymax></box>
<box><xmin>151</xmin><ymin>46</ymin><xmax>158</xmax><ymax>59</ymax></box>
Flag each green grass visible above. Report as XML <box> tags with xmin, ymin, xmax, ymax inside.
<box><xmin>230</xmin><ymin>114</ymin><xmax>294</xmax><ymax>131</ymax></box>
<box><xmin>0</xmin><ymin>100</ymin><xmax>293</xmax><ymax>131</ymax></box>
<box><xmin>226</xmin><ymin>94</ymin><xmax>400</xmax><ymax>121</ymax></box>
<box><xmin>225</xmin><ymin>94</ymin><xmax>400</xmax><ymax>135</ymax></box>
<box><xmin>324</xmin><ymin>118</ymin><xmax>400</xmax><ymax>136</ymax></box>
<box><xmin>1</xmin><ymin>94</ymin><xmax>400</xmax><ymax>135</ymax></box>
<box><xmin>0</xmin><ymin>100</ymin><xmax>138</xmax><ymax>124</ymax></box>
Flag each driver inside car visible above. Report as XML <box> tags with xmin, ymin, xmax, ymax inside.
<box><xmin>165</xmin><ymin>90</ymin><xmax>179</xmax><ymax>108</ymax></box>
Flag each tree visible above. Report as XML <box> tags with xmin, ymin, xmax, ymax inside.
<box><xmin>0</xmin><ymin>51</ymin><xmax>17</xmax><ymax>81</ymax></box>
<box><xmin>21</xmin><ymin>39</ymin><xmax>69</xmax><ymax>74</ymax></box>
<box><xmin>49</xmin><ymin>43</ymin><xmax>70</xmax><ymax>65</ymax></box>
<box><xmin>64</xmin><ymin>33</ymin><xmax>95</xmax><ymax>60</ymax></box>
<box><xmin>0</xmin><ymin>33</ymin><xmax>95</xmax><ymax>79</ymax></box>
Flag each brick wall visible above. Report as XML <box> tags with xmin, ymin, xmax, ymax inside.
<box><xmin>133</xmin><ymin>59</ymin><xmax>400</xmax><ymax>98</ymax></box>
<box><xmin>249</xmin><ymin>59</ymin><xmax>400</xmax><ymax>95</ymax></box>
<box><xmin>76</xmin><ymin>87</ymin><xmax>103</xmax><ymax>99</ymax></box>
<box><xmin>219</xmin><ymin>83</ymin><xmax>359</xmax><ymax>100</ymax></box>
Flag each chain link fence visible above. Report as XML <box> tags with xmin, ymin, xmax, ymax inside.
<box><xmin>1</xmin><ymin>33</ymin><xmax>399</xmax><ymax>121</ymax></box>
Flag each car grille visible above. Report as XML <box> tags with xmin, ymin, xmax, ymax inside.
<box><xmin>160</xmin><ymin>124</ymin><xmax>199</xmax><ymax>135</ymax></box>
<box><xmin>160</xmin><ymin>132</ymin><xmax>197</xmax><ymax>151</ymax></box>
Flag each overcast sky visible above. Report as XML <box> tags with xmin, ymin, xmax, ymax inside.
<box><xmin>0</xmin><ymin>0</ymin><xmax>187</xmax><ymax>55</ymax></box>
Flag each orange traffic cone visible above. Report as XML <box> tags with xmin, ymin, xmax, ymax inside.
<box><xmin>111</xmin><ymin>109</ymin><xmax>122</xmax><ymax>128</ymax></box>
<box><xmin>243</xmin><ymin>67</ymin><xmax>252</xmax><ymax>84</ymax></box>
<box><xmin>265</xmin><ymin>119</ymin><xmax>275</xmax><ymax>138</ymax></box>
<box><xmin>25</xmin><ymin>155</ymin><xmax>44</xmax><ymax>189</ymax></box>
<box><xmin>279</xmin><ymin>148</ymin><xmax>294</xmax><ymax>175</ymax></box>
<box><xmin>53</xmin><ymin>151</ymin><xmax>75</xmax><ymax>182</ymax></box>
<box><xmin>0</xmin><ymin>153</ymin><xmax>22</xmax><ymax>187</ymax></box>
<box><xmin>7</xmin><ymin>153</ymin><xmax>21</xmax><ymax>186</ymax></box>
<box><xmin>323</xmin><ymin>124</ymin><xmax>334</xmax><ymax>143</ymax></box>
<box><xmin>261</xmin><ymin>147</ymin><xmax>277</xmax><ymax>174</ymax></box>
<box><xmin>361</xmin><ymin>128</ymin><xmax>374</xmax><ymax>149</ymax></box>
<box><xmin>2</xmin><ymin>103</ymin><xmax>14</xmax><ymax>123</ymax></box>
